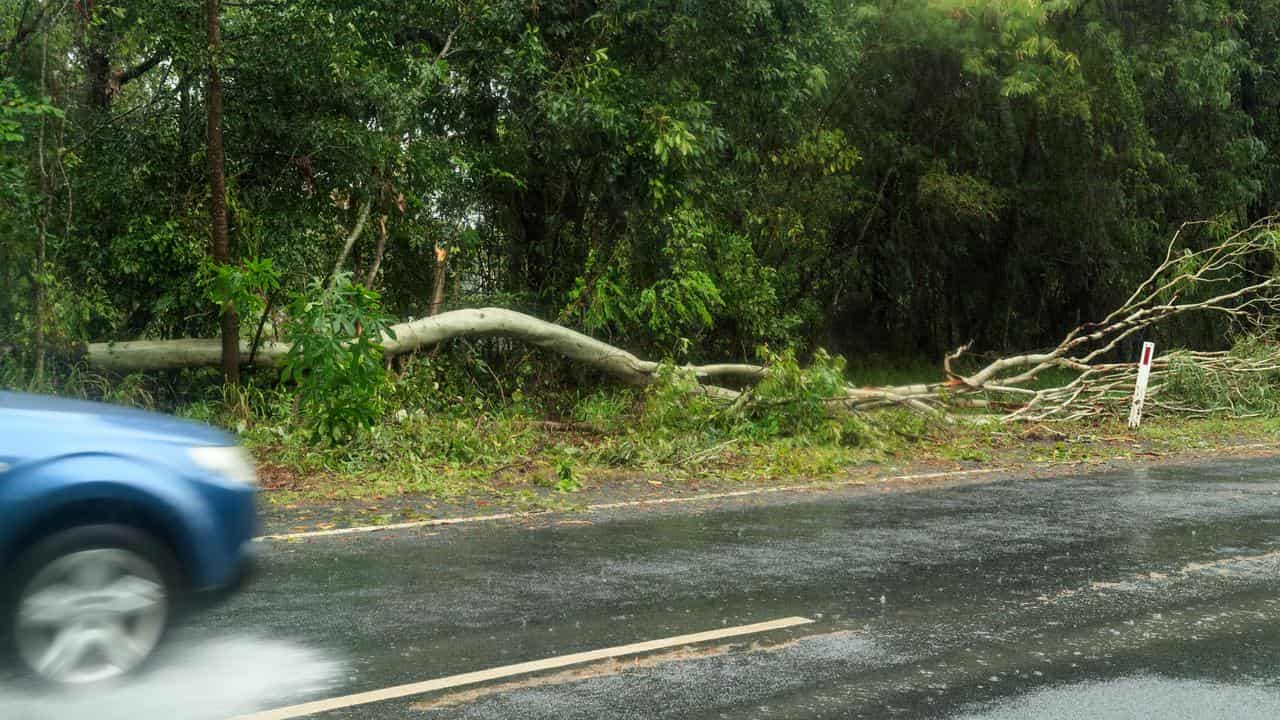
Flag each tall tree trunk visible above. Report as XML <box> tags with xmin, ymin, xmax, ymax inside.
<box><xmin>33</xmin><ymin>193</ymin><xmax>47</xmax><ymax>385</ymax></box>
<box><xmin>518</xmin><ymin>179</ymin><xmax>547</xmax><ymax>295</ymax></box>
<box><xmin>206</xmin><ymin>0</ymin><xmax>238</xmax><ymax>383</ymax></box>
<box><xmin>32</xmin><ymin>17</ymin><xmax>54</xmax><ymax>385</ymax></box>
<box><xmin>85</xmin><ymin>44</ymin><xmax>112</xmax><ymax>110</ymax></box>
<box><xmin>177</xmin><ymin>68</ymin><xmax>193</xmax><ymax>167</ymax></box>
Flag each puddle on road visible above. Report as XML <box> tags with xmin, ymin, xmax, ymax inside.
<box><xmin>0</xmin><ymin>634</ymin><xmax>344</xmax><ymax>720</ymax></box>
<box><xmin>954</xmin><ymin>676</ymin><xmax>1280</xmax><ymax>719</ymax></box>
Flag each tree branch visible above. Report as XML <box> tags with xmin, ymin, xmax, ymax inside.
<box><xmin>116</xmin><ymin>50</ymin><xmax>167</xmax><ymax>87</ymax></box>
<box><xmin>328</xmin><ymin>200</ymin><xmax>371</xmax><ymax>288</ymax></box>
<box><xmin>435</xmin><ymin>24</ymin><xmax>460</xmax><ymax>62</ymax></box>
<box><xmin>363</xmin><ymin>214</ymin><xmax>388</xmax><ymax>287</ymax></box>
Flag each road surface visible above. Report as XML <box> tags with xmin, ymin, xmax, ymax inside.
<box><xmin>8</xmin><ymin>457</ymin><xmax>1280</xmax><ymax>719</ymax></box>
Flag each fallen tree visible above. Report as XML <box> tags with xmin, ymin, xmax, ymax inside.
<box><xmin>86</xmin><ymin>307</ymin><xmax>761</xmax><ymax>389</ymax></box>
<box><xmin>85</xmin><ymin>217</ymin><xmax>1280</xmax><ymax>422</ymax></box>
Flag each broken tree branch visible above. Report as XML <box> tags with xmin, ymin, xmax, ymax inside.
<box><xmin>428</xmin><ymin>243</ymin><xmax>448</xmax><ymax>316</ymax></box>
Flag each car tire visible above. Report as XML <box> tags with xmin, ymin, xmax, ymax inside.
<box><xmin>2</xmin><ymin>524</ymin><xmax>178</xmax><ymax>685</ymax></box>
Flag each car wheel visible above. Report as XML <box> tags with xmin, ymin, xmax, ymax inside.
<box><xmin>4</xmin><ymin>525</ymin><xmax>177</xmax><ymax>685</ymax></box>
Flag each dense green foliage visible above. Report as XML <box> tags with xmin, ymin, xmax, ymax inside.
<box><xmin>4</xmin><ymin>0</ymin><xmax>1280</xmax><ymax>383</ymax></box>
<box><xmin>280</xmin><ymin>273</ymin><xmax>395</xmax><ymax>442</ymax></box>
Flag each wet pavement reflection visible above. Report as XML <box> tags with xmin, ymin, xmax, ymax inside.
<box><xmin>10</xmin><ymin>457</ymin><xmax>1280</xmax><ymax>718</ymax></box>
<box><xmin>956</xmin><ymin>677</ymin><xmax>1280</xmax><ymax>720</ymax></box>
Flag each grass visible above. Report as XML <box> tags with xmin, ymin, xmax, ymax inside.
<box><xmin>843</xmin><ymin>355</ymin><xmax>942</xmax><ymax>388</ymax></box>
<box><xmin>228</xmin><ymin>347</ymin><xmax>1280</xmax><ymax>510</ymax></box>
<box><xmin>241</xmin><ymin>399</ymin><xmax>1280</xmax><ymax>510</ymax></box>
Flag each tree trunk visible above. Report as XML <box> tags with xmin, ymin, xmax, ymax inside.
<box><xmin>85</xmin><ymin>44</ymin><xmax>113</xmax><ymax>110</ymax></box>
<box><xmin>428</xmin><ymin>244</ymin><xmax>447</xmax><ymax>316</ymax></box>
<box><xmin>32</xmin><ymin>15</ymin><xmax>54</xmax><ymax>385</ymax></box>
<box><xmin>518</xmin><ymin>179</ymin><xmax>547</xmax><ymax>294</ymax></box>
<box><xmin>33</xmin><ymin>209</ymin><xmax>46</xmax><ymax>384</ymax></box>
<box><xmin>206</xmin><ymin>0</ymin><xmax>238</xmax><ymax>384</ymax></box>
<box><xmin>85</xmin><ymin>307</ymin><xmax>760</xmax><ymax>395</ymax></box>
<box><xmin>33</xmin><ymin>199</ymin><xmax>46</xmax><ymax>384</ymax></box>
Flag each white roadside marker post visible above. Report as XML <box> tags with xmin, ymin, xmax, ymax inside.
<box><xmin>1128</xmin><ymin>341</ymin><xmax>1155</xmax><ymax>429</ymax></box>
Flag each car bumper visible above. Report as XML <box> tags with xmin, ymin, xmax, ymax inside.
<box><xmin>223</xmin><ymin>540</ymin><xmax>259</xmax><ymax>591</ymax></box>
<box><xmin>187</xmin><ymin>475</ymin><xmax>259</xmax><ymax>590</ymax></box>
<box><xmin>189</xmin><ymin>541</ymin><xmax>258</xmax><ymax>608</ymax></box>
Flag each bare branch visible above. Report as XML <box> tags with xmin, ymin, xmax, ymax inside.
<box><xmin>435</xmin><ymin>24</ymin><xmax>460</xmax><ymax>62</ymax></box>
<box><xmin>328</xmin><ymin>200</ymin><xmax>371</xmax><ymax>288</ymax></box>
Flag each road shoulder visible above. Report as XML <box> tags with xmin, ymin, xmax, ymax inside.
<box><xmin>260</xmin><ymin>438</ymin><xmax>1280</xmax><ymax>538</ymax></box>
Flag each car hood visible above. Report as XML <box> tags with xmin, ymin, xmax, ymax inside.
<box><xmin>0</xmin><ymin>391</ymin><xmax>233</xmax><ymax>447</ymax></box>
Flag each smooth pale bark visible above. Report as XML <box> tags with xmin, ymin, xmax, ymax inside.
<box><xmin>85</xmin><ymin>308</ymin><xmax>757</xmax><ymax>393</ymax></box>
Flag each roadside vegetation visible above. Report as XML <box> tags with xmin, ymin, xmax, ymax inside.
<box><xmin>7</xmin><ymin>1</ymin><xmax>1280</xmax><ymax>512</ymax></box>
<box><xmin>10</xmin><ymin>342</ymin><xmax>1280</xmax><ymax>515</ymax></box>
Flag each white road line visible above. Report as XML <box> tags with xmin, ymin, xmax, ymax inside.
<box><xmin>257</xmin><ymin>512</ymin><xmax>521</xmax><ymax>540</ymax></box>
<box><xmin>258</xmin><ymin>467</ymin><xmax>1003</xmax><ymax>541</ymax></box>
<box><xmin>229</xmin><ymin>616</ymin><xmax>815</xmax><ymax>720</ymax></box>
<box><xmin>261</xmin><ymin>443</ymin><xmax>1280</xmax><ymax>542</ymax></box>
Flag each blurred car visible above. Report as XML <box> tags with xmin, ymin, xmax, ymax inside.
<box><xmin>0</xmin><ymin>391</ymin><xmax>258</xmax><ymax>684</ymax></box>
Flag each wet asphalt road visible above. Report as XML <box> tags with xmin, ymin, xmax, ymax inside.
<box><xmin>10</xmin><ymin>457</ymin><xmax>1280</xmax><ymax>719</ymax></box>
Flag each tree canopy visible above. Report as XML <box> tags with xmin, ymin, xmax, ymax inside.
<box><xmin>4</xmin><ymin>0</ymin><xmax>1280</xmax><ymax>381</ymax></box>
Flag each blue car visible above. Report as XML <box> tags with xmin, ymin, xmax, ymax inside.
<box><xmin>0</xmin><ymin>391</ymin><xmax>258</xmax><ymax>684</ymax></box>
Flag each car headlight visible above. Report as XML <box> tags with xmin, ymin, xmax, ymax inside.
<box><xmin>188</xmin><ymin>446</ymin><xmax>259</xmax><ymax>486</ymax></box>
